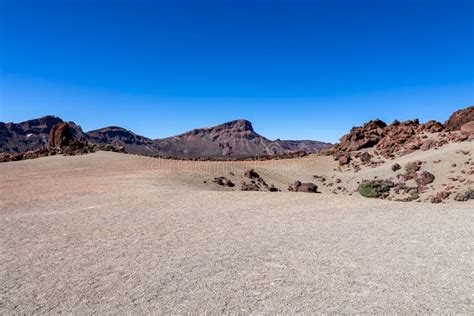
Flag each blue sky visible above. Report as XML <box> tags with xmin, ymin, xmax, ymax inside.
<box><xmin>0</xmin><ymin>0</ymin><xmax>473</xmax><ymax>142</ymax></box>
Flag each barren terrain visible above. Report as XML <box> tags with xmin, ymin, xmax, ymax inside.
<box><xmin>1</xmin><ymin>148</ymin><xmax>473</xmax><ymax>313</ymax></box>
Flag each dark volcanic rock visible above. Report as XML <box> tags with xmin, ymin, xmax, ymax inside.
<box><xmin>48</xmin><ymin>122</ymin><xmax>74</xmax><ymax>150</ymax></box>
<box><xmin>288</xmin><ymin>181</ymin><xmax>318</xmax><ymax>193</ymax></box>
<box><xmin>0</xmin><ymin>116</ymin><xmax>85</xmax><ymax>154</ymax></box>
<box><xmin>213</xmin><ymin>177</ymin><xmax>235</xmax><ymax>187</ymax></box>
<box><xmin>241</xmin><ymin>181</ymin><xmax>261</xmax><ymax>191</ymax></box>
<box><xmin>244</xmin><ymin>169</ymin><xmax>260</xmax><ymax>179</ymax></box>
<box><xmin>1</xmin><ymin>117</ymin><xmax>330</xmax><ymax>159</ymax></box>
<box><xmin>87</xmin><ymin>126</ymin><xmax>159</xmax><ymax>155</ymax></box>
<box><xmin>454</xmin><ymin>189</ymin><xmax>474</xmax><ymax>201</ymax></box>
<box><xmin>48</xmin><ymin>122</ymin><xmax>94</xmax><ymax>156</ymax></box>
<box><xmin>391</xmin><ymin>163</ymin><xmax>401</xmax><ymax>172</ymax></box>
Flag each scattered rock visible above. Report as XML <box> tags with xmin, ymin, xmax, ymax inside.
<box><xmin>430</xmin><ymin>196</ymin><xmax>442</xmax><ymax>204</ymax></box>
<box><xmin>405</xmin><ymin>160</ymin><xmax>422</xmax><ymax>173</ymax></box>
<box><xmin>288</xmin><ymin>181</ymin><xmax>318</xmax><ymax>193</ymax></box>
<box><xmin>415</xmin><ymin>171</ymin><xmax>435</xmax><ymax>186</ymax></box>
<box><xmin>213</xmin><ymin>177</ymin><xmax>235</xmax><ymax>187</ymax></box>
<box><xmin>391</xmin><ymin>163</ymin><xmax>401</xmax><ymax>172</ymax></box>
<box><xmin>269</xmin><ymin>185</ymin><xmax>280</xmax><ymax>192</ymax></box>
<box><xmin>241</xmin><ymin>181</ymin><xmax>260</xmax><ymax>191</ymax></box>
<box><xmin>337</xmin><ymin>154</ymin><xmax>351</xmax><ymax>166</ymax></box>
<box><xmin>454</xmin><ymin>189</ymin><xmax>474</xmax><ymax>201</ymax></box>
<box><xmin>244</xmin><ymin>169</ymin><xmax>260</xmax><ymax>179</ymax></box>
<box><xmin>359</xmin><ymin>152</ymin><xmax>372</xmax><ymax>163</ymax></box>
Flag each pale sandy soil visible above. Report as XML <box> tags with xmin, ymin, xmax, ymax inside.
<box><xmin>0</xmin><ymin>148</ymin><xmax>473</xmax><ymax>313</ymax></box>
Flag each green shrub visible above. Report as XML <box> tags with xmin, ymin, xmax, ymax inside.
<box><xmin>358</xmin><ymin>180</ymin><xmax>394</xmax><ymax>198</ymax></box>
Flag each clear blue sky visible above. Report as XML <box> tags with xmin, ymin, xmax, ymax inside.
<box><xmin>1</xmin><ymin>0</ymin><xmax>473</xmax><ymax>142</ymax></box>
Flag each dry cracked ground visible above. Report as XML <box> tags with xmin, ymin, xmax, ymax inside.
<box><xmin>0</xmin><ymin>149</ymin><xmax>473</xmax><ymax>313</ymax></box>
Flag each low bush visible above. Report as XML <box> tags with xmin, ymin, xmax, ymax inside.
<box><xmin>358</xmin><ymin>180</ymin><xmax>394</xmax><ymax>198</ymax></box>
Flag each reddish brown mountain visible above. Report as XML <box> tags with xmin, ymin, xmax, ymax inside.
<box><xmin>87</xmin><ymin>126</ymin><xmax>160</xmax><ymax>156</ymax></box>
<box><xmin>0</xmin><ymin>116</ymin><xmax>85</xmax><ymax>154</ymax></box>
<box><xmin>153</xmin><ymin>120</ymin><xmax>330</xmax><ymax>158</ymax></box>
<box><xmin>0</xmin><ymin>117</ymin><xmax>330</xmax><ymax>158</ymax></box>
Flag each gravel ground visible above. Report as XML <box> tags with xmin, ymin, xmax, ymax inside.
<box><xmin>0</xmin><ymin>152</ymin><xmax>473</xmax><ymax>313</ymax></box>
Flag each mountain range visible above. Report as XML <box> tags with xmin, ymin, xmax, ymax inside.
<box><xmin>0</xmin><ymin>116</ymin><xmax>330</xmax><ymax>158</ymax></box>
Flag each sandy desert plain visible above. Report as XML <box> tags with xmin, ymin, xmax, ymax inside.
<box><xmin>0</xmin><ymin>140</ymin><xmax>473</xmax><ymax>314</ymax></box>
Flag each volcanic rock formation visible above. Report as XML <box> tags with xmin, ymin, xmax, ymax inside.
<box><xmin>445</xmin><ymin>105</ymin><xmax>474</xmax><ymax>133</ymax></box>
<box><xmin>0</xmin><ymin>117</ymin><xmax>330</xmax><ymax>159</ymax></box>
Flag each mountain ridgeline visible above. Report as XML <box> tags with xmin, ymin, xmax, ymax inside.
<box><xmin>0</xmin><ymin>117</ymin><xmax>331</xmax><ymax>158</ymax></box>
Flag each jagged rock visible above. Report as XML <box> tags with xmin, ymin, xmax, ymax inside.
<box><xmin>241</xmin><ymin>181</ymin><xmax>260</xmax><ymax>191</ymax></box>
<box><xmin>337</xmin><ymin>119</ymin><xmax>386</xmax><ymax>153</ymax></box>
<box><xmin>47</xmin><ymin>122</ymin><xmax>74</xmax><ymax>150</ymax></box>
<box><xmin>418</xmin><ymin>120</ymin><xmax>444</xmax><ymax>133</ymax></box>
<box><xmin>337</xmin><ymin>154</ymin><xmax>351</xmax><ymax>166</ymax></box>
<box><xmin>269</xmin><ymin>185</ymin><xmax>280</xmax><ymax>192</ymax></box>
<box><xmin>330</xmin><ymin>108</ymin><xmax>471</xmax><ymax>163</ymax></box>
<box><xmin>288</xmin><ymin>181</ymin><xmax>318</xmax><ymax>193</ymax></box>
<box><xmin>415</xmin><ymin>171</ymin><xmax>435</xmax><ymax>186</ymax></box>
<box><xmin>436</xmin><ymin>191</ymin><xmax>451</xmax><ymax>201</ymax></box>
<box><xmin>420</xmin><ymin>139</ymin><xmax>437</xmax><ymax>151</ymax></box>
<box><xmin>454</xmin><ymin>189</ymin><xmax>474</xmax><ymax>201</ymax></box>
<box><xmin>431</xmin><ymin>196</ymin><xmax>442</xmax><ymax>204</ymax></box>
<box><xmin>391</xmin><ymin>163</ymin><xmax>401</xmax><ymax>172</ymax></box>
<box><xmin>445</xmin><ymin>106</ymin><xmax>474</xmax><ymax>132</ymax></box>
<box><xmin>376</xmin><ymin>120</ymin><xmax>420</xmax><ymax>158</ymax></box>
<box><xmin>244</xmin><ymin>169</ymin><xmax>260</xmax><ymax>179</ymax></box>
<box><xmin>213</xmin><ymin>177</ymin><xmax>235</xmax><ymax>187</ymax></box>
<box><xmin>405</xmin><ymin>160</ymin><xmax>422</xmax><ymax>173</ymax></box>
<box><xmin>359</xmin><ymin>152</ymin><xmax>372</xmax><ymax>163</ymax></box>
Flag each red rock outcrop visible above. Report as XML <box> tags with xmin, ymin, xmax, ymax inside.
<box><xmin>444</xmin><ymin>106</ymin><xmax>474</xmax><ymax>132</ymax></box>
<box><xmin>47</xmin><ymin>122</ymin><xmax>74</xmax><ymax>150</ymax></box>
<box><xmin>337</xmin><ymin>119</ymin><xmax>386</xmax><ymax>153</ymax></box>
<box><xmin>333</xmin><ymin>106</ymin><xmax>472</xmax><ymax>163</ymax></box>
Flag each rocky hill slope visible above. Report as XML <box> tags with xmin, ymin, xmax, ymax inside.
<box><xmin>153</xmin><ymin>119</ymin><xmax>329</xmax><ymax>158</ymax></box>
<box><xmin>0</xmin><ymin>117</ymin><xmax>330</xmax><ymax>158</ymax></box>
<box><xmin>0</xmin><ymin>116</ymin><xmax>85</xmax><ymax>153</ymax></box>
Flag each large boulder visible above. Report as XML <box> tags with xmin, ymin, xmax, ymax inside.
<box><xmin>288</xmin><ymin>181</ymin><xmax>318</xmax><ymax>193</ymax></box>
<box><xmin>337</xmin><ymin>119</ymin><xmax>386</xmax><ymax>152</ymax></box>
<box><xmin>46</xmin><ymin>122</ymin><xmax>94</xmax><ymax>156</ymax></box>
<box><xmin>47</xmin><ymin>122</ymin><xmax>73</xmax><ymax>150</ymax></box>
<box><xmin>404</xmin><ymin>160</ymin><xmax>422</xmax><ymax>173</ymax></box>
<box><xmin>445</xmin><ymin>106</ymin><xmax>474</xmax><ymax>132</ymax></box>
<box><xmin>415</xmin><ymin>171</ymin><xmax>435</xmax><ymax>186</ymax></box>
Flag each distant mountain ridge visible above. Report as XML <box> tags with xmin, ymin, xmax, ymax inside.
<box><xmin>0</xmin><ymin>116</ymin><xmax>331</xmax><ymax>158</ymax></box>
<box><xmin>0</xmin><ymin>116</ymin><xmax>85</xmax><ymax>154</ymax></box>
